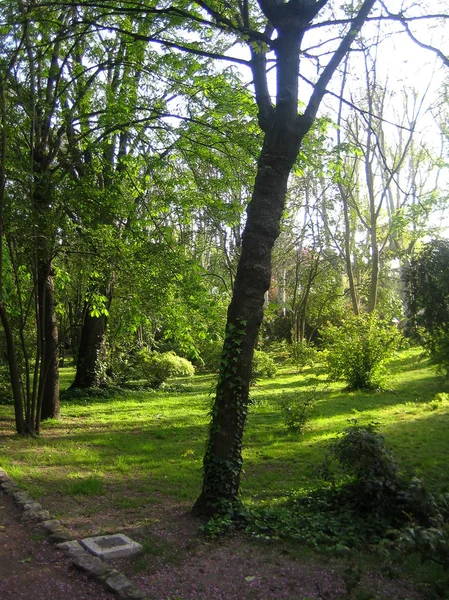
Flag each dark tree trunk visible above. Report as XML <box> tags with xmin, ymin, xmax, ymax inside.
<box><xmin>72</xmin><ymin>307</ymin><xmax>108</xmax><ymax>388</ymax></box>
<box><xmin>192</xmin><ymin>0</ymin><xmax>377</xmax><ymax>517</ymax></box>
<box><xmin>72</xmin><ymin>284</ymin><xmax>111</xmax><ymax>388</ymax></box>
<box><xmin>38</xmin><ymin>265</ymin><xmax>60</xmax><ymax>422</ymax></box>
<box><xmin>0</xmin><ymin>303</ymin><xmax>26</xmax><ymax>434</ymax></box>
<box><xmin>192</xmin><ymin>127</ymin><xmax>301</xmax><ymax>516</ymax></box>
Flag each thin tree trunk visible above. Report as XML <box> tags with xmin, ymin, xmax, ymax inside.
<box><xmin>341</xmin><ymin>186</ymin><xmax>360</xmax><ymax>314</ymax></box>
<box><xmin>38</xmin><ymin>264</ymin><xmax>60</xmax><ymax>422</ymax></box>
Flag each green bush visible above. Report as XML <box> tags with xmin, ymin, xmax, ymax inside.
<box><xmin>251</xmin><ymin>350</ymin><xmax>277</xmax><ymax>384</ymax></box>
<box><xmin>323</xmin><ymin>312</ymin><xmax>402</xmax><ymax>390</ymax></box>
<box><xmin>287</xmin><ymin>341</ymin><xmax>317</xmax><ymax>372</ymax></box>
<box><xmin>106</xmin><ymin>347</ymin><xmax>194</xmax><ymax>388</ymax></box>
<box><xmin>325</xmin><ymin>421</ymin><xmax>401</xmax><ymax>513</ymax></box>
<box><xmin>280</xmin><ymin>386</ymin><xmax>326</xmax><ymax>433</ymax></box>
<box><xmin>142</xmin><ymin>351</ymin><xmax>195</xmax><ymax>388</ymax></box>
<box><xmin>196</xmin><ymin>339</ymin><xmax>223</xmax><ymax>373</ymax></box>
<box><xmin>405</xmin><ymin>240</ymin><xmax>449</xmax><ymax>375</ymax></box>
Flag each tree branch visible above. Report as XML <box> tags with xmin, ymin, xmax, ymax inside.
<box><xmin>301</xmin><ymin>0</ymin><xmax>378</xmax><ymax>130</ymax></box>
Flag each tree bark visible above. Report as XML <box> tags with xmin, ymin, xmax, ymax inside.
<box><xmin>0</xmin><ymin>303</ymin><xmax>26</xmax><ymax>434</ymax></box>
<box><xmin>192</xmin><ymin>128</ymin><xmax>298</xmax><ymax>516</ymax></box>
<box><xmin>340</xmin><ymin>185</ymin><xmax>360</xmax><ymax>314</ymax></box>
<box><xmin>38</xmin><ymin>264</ymin><xmax>60</xmax><ymax>422</ymax></box>
<box><xmin>72</xmin><ymin>302</ymin><xmax>108</xmax><ymax>388</ymax></box>
<box><xmin>192</xmin><ymin>0</ymin><xmax>378</xmax><ymax>517</ymax></box>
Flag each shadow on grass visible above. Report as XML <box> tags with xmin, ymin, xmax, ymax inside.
<box><xmin>2</xmin><ymin>348</ymin><xmax>448</xmax><ymax>516</ymax></box>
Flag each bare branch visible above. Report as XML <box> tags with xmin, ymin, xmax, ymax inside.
<box><xmin>301</xmin><ymin>0</ymin><xmax>377</xmax><ymax>130</ymax></box>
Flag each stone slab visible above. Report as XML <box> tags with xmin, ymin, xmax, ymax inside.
<box><xmin>80</xmin><ymin>534</ymin><xmax>143</xmax><ymax>560</ymax></box>
<box><xmin>103</xmin><ymin>570</ymin><xmax>133</xmax><ymax>593</ymax></box>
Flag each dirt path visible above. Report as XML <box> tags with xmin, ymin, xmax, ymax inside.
<box><xmin>1</xmin><ymin>481</ymin><xmax>427</xmax><ymax>600</ymax></box>
<box><xmin>0</xmin><ymin>489</ymin><xmax>116</xmax><ymax>600</ymax></box>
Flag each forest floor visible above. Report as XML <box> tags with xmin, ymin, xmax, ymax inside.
<box><xmin>1</xmin><ymin>479</ymin><xmax>427</xmax><ymax>600</ymax></box>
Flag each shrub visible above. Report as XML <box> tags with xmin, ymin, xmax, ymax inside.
<box><xmin>405</xmin><ymin>240</ymin><xmax>449</xmax><ymax>375</ymax></box>
<box><xmin>196</xmin><ymin>339</ymin><xmax>223</xmax><ymax>373</ymax></box>
<box><xmin>251</xmin><ymin>350</ymin><xmax>277</xmax><ymax>384</ymax></box>
<box><xmin>143</xmin><ymin>351</ymin><xmax>195</xmax><ymax>388</ymax></box>
<box><xmin>325</xmin><ymin>421</ymin><xmax>401</xmax><ymax>513</ymax></box>
<box><xmin>287</xmin><ymin>341</ymin><xmax>317</xmax><ymax>372</ymax></box>
<box><xmin>280</xmin><ymin>386</ymin><xmax>326</xmax><ymax>434</ymax></box>
<box><xmin>106</xmin><ymin>347</ymin><xmax>194</xmax><ymax>388</ymax></box>
<box><xmin>323</xmin><ymin>312</ymin><xmax>402</xmax><ymax>390</ymax></box>
<box><xmin>324</xmin><ymin>422</ymin><xmax>443</xmax><ymax>524</ymax></box>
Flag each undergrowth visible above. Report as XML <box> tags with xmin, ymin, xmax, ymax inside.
<box><xmin>203</xmin><ymin>421</ymin><xmax>449</xmax><ymax>597</ymax></box>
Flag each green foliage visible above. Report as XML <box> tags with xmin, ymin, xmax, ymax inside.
<box><xmin>242</xmin><ymin>487</ymin><xmax>389</xmax><ymax>549</ymax></box>
<box><xmin>279</xmin><ymin>386</ymin><xmax>326</xmax><ymax>434</ymax></box>
<box><xmin>251</xmin><ymin>350</ymin><xmax>277</xmax><ymax>384</ymax></box>
<box><xmin>107</xmin><ymin>348</ymin><xmax>195</xmax><ymax>388</ymax></box>
<box><xmin>287</xmin><ymin>341</ymin><xmax>317</xmax><ymax>372</ymax></box>
<box><xmin>145</xmin><ymin>351</ymin><xmax>195</xmax><ymax>388</ymax></box>
<box><xmin>405</xmin><ymin>240</ymin><xmax>449</xmax><ymax>375</ymax></box>
<box><xmin>324</xmin><ymin>421</ymin><xmax>401</xmax><ymax>514</ymax></box>
<box><xmin>196</xmin><ymin>338</ymin><xmax>223</xmax><ymax>373</ymax></box>
<box><xmin>393</xmin><ymin>522</ymin><xmax>449</xmax><ymax>569</ymax></box>
<box><xmin>243</xmin><ymin>422</ymin><xmax>446</xmax><ymax>555</ymax></box>
<box><xmin>323</xmin><ymin>313</ymin><xmax>402</xmax><ymax>390</ymax></box>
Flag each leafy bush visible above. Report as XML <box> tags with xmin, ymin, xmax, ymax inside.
<box><xmin>280</xmin><ymin>386</ymin><xmax>326</xmax><ymax>434</ymax></box>
<box><xmin>405</xmin><ymin>240</ymin><xmax>449</xmax><ymax>375</ymax></box>
<box><xmin>323</xmin><ymin>422</ymin><xmax>443</xmax><ymax>526</ymax></box>
<box><xmin>287</xmin><ymin>341</ymin><xmax>317</xmax><ymax>372</ymax></box>
<box><xmin>251</xmin><ymin>350</ymin><xmax>277</xmax><ymax>384</ymax></box>
<box><xmin>323</xmin><ymin>312</ymin><xmax>402</xmax><ymax>390</ymax></box>
<box><xmin>393</xmin><ymin>523</ymin><xmax>449</xmax><ymax>569</ymax></box>
<box><xmin>106</xmin><ymin>347</ymin><xmax>194</xmax><ymax>388</ymax></box>
<box><xmin>324</xmin><ymin>421</ymin><xmax>401</xmax><ymax>514</ymax></box>
<box><xmin>196</xmin><ymin>339</ymin><xmax>223</xmax><ymax>373</ymax></box>
<box><xmin>142</xmin><ymin>351</ymin><xmax>195</xmax><ymax>388</ymax></box>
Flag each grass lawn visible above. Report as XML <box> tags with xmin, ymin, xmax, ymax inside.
<box><xmin>1</xmin><ymin>346</ymin><xmax>448</xmax><ymax>508</ymax></box>
<box><xmin>1</xmin><ymin>346</ymin><xmax>449</xmax><ymax>597</ymax></box>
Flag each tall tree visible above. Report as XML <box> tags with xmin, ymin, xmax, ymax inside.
<box><xmin>0</xmin><ymin>0</ymin><xmax>74</xmax><ymax>431</ymax></box>
<box><xmin>189</xmin><ymin>0</ymin><xmax>378</xmax><ymax>516</ymax></box>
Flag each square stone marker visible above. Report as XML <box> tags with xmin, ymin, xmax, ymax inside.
<box><xmin>80</xmin><ymin>534</ymin><xmax>143</xmax><ymax>559</ymax></box>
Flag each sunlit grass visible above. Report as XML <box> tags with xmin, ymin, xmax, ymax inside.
<box><xmin>0</xmin><ymin>346</ymin><xmax>448</xmax><ymax>512</ymax></box>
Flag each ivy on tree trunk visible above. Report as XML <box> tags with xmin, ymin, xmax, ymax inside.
<box><xmin>193</xmin><ymin>0</ymin><xmax>378</xmax><ymax>517</ymax></box>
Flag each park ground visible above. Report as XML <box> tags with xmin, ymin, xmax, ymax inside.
<box><xmin>1</xmin><ymin>347</ymin><xmax>448</xmax><ymax>599</ymax></box>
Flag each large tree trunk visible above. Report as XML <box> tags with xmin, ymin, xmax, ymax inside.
<box><xmin>192</xmin><ymin>127</ymin><xmax>301</xmax><ymax>516</ymax></box>
<box><xmin>192</xmin><ymin>0</ymin><xmax>377</xmax><ymax>517</ymax></box>
<box><xmin>38</xmin><ymin>264</ymin><xmax>60</xmax><ymax>422</ymax></box>
<box><xmin>72</xmin><ymin>306</ymin><xmax>108</xmax><ymax>388</ymax></box>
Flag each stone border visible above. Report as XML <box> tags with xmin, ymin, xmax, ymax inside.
<box><xmin>0</xmin><ymin>468</ymin><xmax>149</xmax><ymax>600</ymax></box>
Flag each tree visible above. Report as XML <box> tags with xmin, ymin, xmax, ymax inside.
<box><xmin>0</xmin><ymin>1</ymin><xmax>75</xmax><ymax>432</ymax></box>
<box><xmin>190</xmin><ymin>0</ymin><xmax>379</xmax><ymax>516</ymax></box>
<box><xmin>405</xmin><ymin>239</ymin><xmax>449</xmax><ymax>374</ymax></box>
<box><xmin>327</xmin><ymin>42</ymin><xmax>445</xmax><ymax>316</ymax></box>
